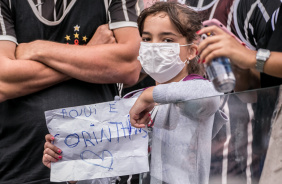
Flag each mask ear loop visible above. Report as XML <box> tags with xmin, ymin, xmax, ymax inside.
<box><xmin>180</xmin><ymin>43</ymin><xmax>193</xmax><ymax>65</ymax></box>
<box><xmin>180</xmin><ymin>43</ymin><xmax>194</xmax><ymax>47</ymax></box>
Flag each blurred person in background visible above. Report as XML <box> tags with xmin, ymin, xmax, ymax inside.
<box><xmin>0</xmin><ymin>0</ymin><xmax>142</xmax><ymax>183</ymax></box>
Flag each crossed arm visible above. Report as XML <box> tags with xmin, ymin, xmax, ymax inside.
<box><xmin>0</xmin><ymin>41</ymin><xmax>69</xmax><ymax>102</ymax></box>
<box><xmin>0</xmin><ymin>26</ymin><xmax>141</xmax><ymax>102</ymax></box>
<box><xmin>16</xmin><ymin>27</ymin><xmax>141</xmax><ymax>85</ymax></box>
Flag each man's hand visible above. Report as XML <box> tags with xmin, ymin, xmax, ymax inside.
<box><xmin>197</xmin><ymin>25</ymin><xmax>257</xmax><ymax>69</ymax></box>
<box><xmin>87</xmin><ymin>24</ymin><xmax>116</xmax><ymax>46</ymax></box>
<box><xmin>15</xmin><ymin>41</ymin><xmax>38</xmax><ymax>61</ymax></box>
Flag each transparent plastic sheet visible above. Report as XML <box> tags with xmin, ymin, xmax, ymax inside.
<box><xmin>140</xmin><ymin>85</ymin><xmax>282</xmax><ymax>184</ymax></box>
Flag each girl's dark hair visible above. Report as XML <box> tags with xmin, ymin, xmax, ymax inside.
<box><xmin>137</xmin><ymin>1</ymin><xmax>205</xmax><ymax>76</ymax></box>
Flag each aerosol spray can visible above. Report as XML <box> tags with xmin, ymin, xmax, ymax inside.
<box><xmin>201</xmin><ymin>33</ymin><xmax>236</xmax><ymax>93</ymax></box>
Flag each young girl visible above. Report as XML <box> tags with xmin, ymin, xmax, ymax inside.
<box><xmin>129</xmin><ymin>2</ymin><xmax>225</xmax><ymax>184</ymax></box>
<box><xmin>42</xmin><ymin>2</ymin><xmax>226</xmax><ymax>184</ymax></box>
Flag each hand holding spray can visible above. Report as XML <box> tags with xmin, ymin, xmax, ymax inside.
<box><xmin>201</xmin><ymin>33</ymin><xmax>236</xmax><ymax>93</ymax></box>
<box><xmin>200</xmin><ymin>19</ymin><xmax>241</xmax><ymax>93</ymax></box>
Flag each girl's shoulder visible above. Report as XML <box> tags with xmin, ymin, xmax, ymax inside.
<box><xmin>182</xmin><ymin>74</ymin><xmax>208</xmax><ymax>82</ymax></box>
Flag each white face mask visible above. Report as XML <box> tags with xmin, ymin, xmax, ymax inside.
<box><xmin>138</xmin><ymin>42</ymin><xmax>192</xmax><ymax>83</ymax></box>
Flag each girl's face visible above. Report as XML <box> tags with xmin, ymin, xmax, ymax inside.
<box><xmin>142</xmin><ymin>12</ymin><xmax>197</xmax><ymax>83</ymax></box>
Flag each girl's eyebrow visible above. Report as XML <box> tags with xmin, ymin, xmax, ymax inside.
<box><xmin>142</xmin><ymin>31</ymin><xmax>179</xmax><ymax>37</ymax></box>
<box><xmin>142</xmin><ymin>31</ymin><xmax>151</xmax><ymax>35</ymax></box>
<box><xmin>159</xmin><ymin>32</ymin><xmax>178</xmax><ymax>36</ymax></box>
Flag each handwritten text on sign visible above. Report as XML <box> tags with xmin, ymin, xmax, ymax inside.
<box><xmin>45</xmin><ymin>98</ymin><xmax>149</xmax><ymax>182</ymax></box>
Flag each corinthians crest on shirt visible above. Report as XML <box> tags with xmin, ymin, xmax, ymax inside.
<box><xmin>65</xmin><ymin>24</ymin><xmax>88</xmax><ymax>45</ymax></box>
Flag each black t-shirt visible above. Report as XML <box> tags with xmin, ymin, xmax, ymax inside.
<box><xmin>210</xmin><ymin>0</ymin><xmax>282</xmax><ymax>87</ymax></box>
<box><xmin>259</xmin><ymin>4</ymin><xmax>282</xmax><ymax>88</ymax></box>
<box><xmin>211</xmin><ymin>0</ymin><xmax>281</xmax><ymax>50</ymax></box>
<box><xmin>0</xmin><ymin>0</ymin><xmax>139</xmax><ymax>183</ymax></box>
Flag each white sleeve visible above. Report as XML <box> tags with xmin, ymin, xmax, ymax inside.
<box><xmin>153</xmin><ymin>80</ymin><xmax>221</xmax><ymax>104</ymax></box>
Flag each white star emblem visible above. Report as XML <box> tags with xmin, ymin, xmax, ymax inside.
<box><xmin>74</xmin><ymin>25</ymin><xmax>80</xmax><ymax>32</ymax></box>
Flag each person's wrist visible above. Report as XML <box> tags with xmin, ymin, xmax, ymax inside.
<box><xmin>31</xmin><ymin>40</ymin><xmax>46</xmax><ymax>61</ymax></box>
<box><xmin>143</xmin><ymin>87</ymin><xmax>154</xmax><ymax>103</ymax></box>
<box><xmin>247</xmin><ymin>50</ymin><xmax>257</xmax><ymax>70</ymax></box>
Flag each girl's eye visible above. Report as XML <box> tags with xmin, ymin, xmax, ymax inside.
<box><xmin>163</xmin><ymin>38</ymin><xmax>174</xmax><ymax>43</ymax></box>
<box><xmin>142</xmin><ymin>37</ymin><xmax>151</xmax><ymax>42</ymax></box>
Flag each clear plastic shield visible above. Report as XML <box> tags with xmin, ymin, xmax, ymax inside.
<box><xmin>140</xmin><ymin>85</ymin><xmax>282</xmax><ymax>184</ymax></box>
